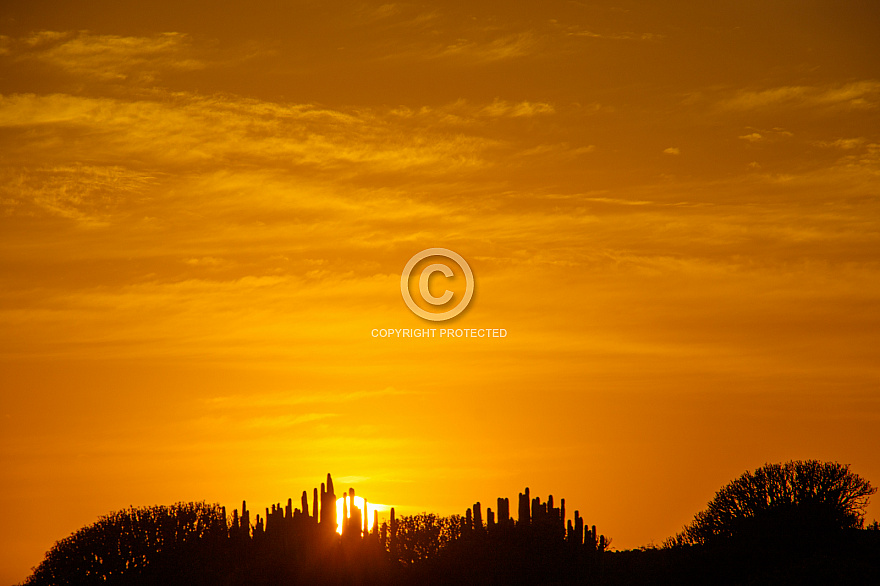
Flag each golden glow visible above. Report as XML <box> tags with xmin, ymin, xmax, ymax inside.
<box><xmin>335</xmin><ymin>496</ymin><xmax>382</xmax><ymax>535</ymax></box>
<box><xmin>2</xmin><ymin>2</ymin><xmax>880</xmax><ymax>584</ymax></box>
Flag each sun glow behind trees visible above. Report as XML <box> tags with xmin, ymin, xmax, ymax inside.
<box><xmin>335</xmin><ymin>495</ymin><xmax>384</xmax><ymax>535</ymax></box>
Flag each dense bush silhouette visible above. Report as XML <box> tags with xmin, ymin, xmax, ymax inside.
<box><xmin>650</xmin><ymin>460</ymin><xmax>880</xmax><ymax>585</ymax></box>
<box><xmin>669</xmin><ymin>460</ymin><xmax>875</xmax><ymax>547</ymax></box>
<box><xmin>393</xmin><ymin>513</ymin><xmax>461</xmax><ymax>565</ymax></box>
<box><xmin>24</xmin><ymin>502</ymin><xmax>228</xmax><ymax>585</ymax></box>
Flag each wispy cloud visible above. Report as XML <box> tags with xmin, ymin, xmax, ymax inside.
<box><xmin>0</xmin><ymin>92</ymin><xmax>505</xmax><ymax>228</ymax></box>
<box><xmin>719</xmin><ymin>80</ymin><xmax>880</xmax><ymax>111</ymax></box>
<box><xmin>737</xmin><ymin>127</ymin><xmax>792</xmax><ymax>143</ymax></box>
<box><xmin>579</xmin><ymin>196</ymin><xmax>653</xmax><ymax>206</ymax></box>
<box><xmin>478</xmin><ymin>99</ymin><xmax>555</xmax><ymax>117</ymax></box>
<box><xmin>429</xmin><ymin>32</ymin><xmax>538</xmax><ymax>63</ymax></box>
<box><xmin>0</xmin><ymin>92</ymin><xmax>498</xmax><ymax>173</ymax></box>
<box><xmin>0</xmin><ymin>163</ymin><xmax>155</xmax><ymax>224</ymax></box>
<box><xmin>242</xmin><ymin>413</ymin><xmax>338</xmax><ymax>429</ymax></box>
<box><xmin>813</xmin><ymin>137</ymin><xmax>867</xmax><ymax>150</ymax></box>
<box><xmin>561</xmin><ymin>27</ymin><xmax>663</xmax><ymax>42</ymax></box>
<box><xmin>190</xmin><ymin>412</ymin><xmax>339</xmax><ymax>431</ymax></box>
<box><xmin>206</xmin><ymin>388</ymin><xmax>417</xmax><ymax>409</ymax></box>
<box><xmin>389</xmin><ymin>99</ymin><xmax>555</xmax><ymax>124</ymax></box>
<box><xmin>3</xmin><ymin>31</ymin><xmax>208</xmax><ymax>82</ymax></box>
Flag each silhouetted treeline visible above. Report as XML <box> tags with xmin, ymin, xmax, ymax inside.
<box><xmin>23</xmin><ymin>473</ymin><xmax>606</xmax><ymax>585</ymax></box>
<box><xmin>386</xmin><ymin>487</ymin><xmax>609</xmax><ymax>585</ymax></box>
<box><xmin>22</xmin><ymin>463</ymin><xmax>880</xmax><ymax>585</ymax></box>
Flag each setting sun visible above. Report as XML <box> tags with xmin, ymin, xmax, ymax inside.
<box><xmin>335</xmin><ymin>495</ymin><xmax>384</xmax><ymax>535</ymax></box>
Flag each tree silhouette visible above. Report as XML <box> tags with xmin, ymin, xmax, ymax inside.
<box><xmin>393</xmin><ymin>513</ymin><xmax>461</xmax><ymax>565</ymax></box>
<box><xmin>25</xmin><ymin>502</ymin><xmax>228</xmax><ymax>585</ymax></box>
<box><xmin>670</xmin><ymin>460</ymin><xmax>875</xmax><ymax>547</ymax></box>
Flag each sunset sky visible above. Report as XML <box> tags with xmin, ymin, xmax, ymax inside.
<box><xmin>2</xmin><ymin>0</ymin><xmax>880</xmax><ymax>582</ymax></box>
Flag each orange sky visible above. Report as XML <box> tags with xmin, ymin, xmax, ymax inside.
<box><xmin>2</xmin><ymin>1</ymin><xmax>880</xmax><ymax>582</ymax></box>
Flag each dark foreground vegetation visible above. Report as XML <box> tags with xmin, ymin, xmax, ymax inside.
<box><xmin>22</xmin><ymin>460</ymin><xmax>880</xmax><ymax>585</ymax></box>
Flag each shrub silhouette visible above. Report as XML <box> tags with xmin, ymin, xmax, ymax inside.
<box><xmin>24</xmin><ymin>502</ymin><xmax>227</xmax><ymax>585</ymax></box>
<box><xmin>670</xmin><ymin>460</ymin><xmax>875</xmax><ymax>547</ymax></box>
<box><xmin>393</xmin><ymin>513</ymin><xmax>461</xmax><ymax>565</ymax></box>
